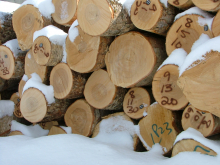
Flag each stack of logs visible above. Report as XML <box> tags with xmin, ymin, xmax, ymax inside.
<box><xmin>1</xmin><ymin>0</ymin><xmax>220</xmax><ymax>157</ymax></box>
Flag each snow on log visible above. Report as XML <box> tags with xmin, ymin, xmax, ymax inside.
<box><xmin>152</xmin><ymin>49</ymin><xmax>188</xmax><ymax>110</ymax></box>
<box><xmin>0</xmin><ymin>39</ymin><xmax>26</xmax><ymax>80</ymax></box>
<box><xmin>10</xmin><ymin>93</ymin><xmax>23</xmax><ymax>118</ymax></box>
<box><xmin>52</xmin><ymin>0</ymin><xmax>78</xmax><ymax>26</ymax></box>
<box><xmin>138</xmin><ymin>102</ymin><xmax>182</xmax><ymax>154</ymax></box>
<box><xmin>182</xmin><ymin>104</ymin><xmax>220</xmax><ymax>137</ymax></box>
<box><xmin>18</xmin><ymin>75</ymin><xmax>28</xmax><ymax>98</ymax></box>
<box><xmin>64</xmin><ymin>99</ymin><xmax>100</xmax><ymax>137</ymax></box>
<box><xmin>178</xmin><ymin>36</ymin><xmax>220</xmax><ymax>117</ymax></box>
<box><xmin>32</xmin><ymin>25</ymin><xmax>67</xmax><ymax>66</ymax></box>
<box><xmin>66</xmin><ymin>22</ymin><xmax>113</xmax><ymax>73</ymax></box>
<box><xmin>130</xmin><ymin>0</ymin><xmax>177</xmax><ymax>36</ymax></box>
<box><xmin>105</xmin><ymin>31</ymin><xmax>167</xmax><ymax>88</ymax></box>
<box><xmin>166</xmin><ymin>7</ymin><xmax>213</xmax><ymax>55</ymax></box>
<box><xmin>0</xmin><ymin>1</ymin><xmax>19</xmax><ymax>45</ymax></box>
<box><xmin>168</xmin><ymin>0</ymin><xmax>193</xmax><ymax>9</ymax></box>
<box><xmin>123</xmin><ymin>87</ymin><xmax>151</xmax><ymax>119</ymax></box>
<box><xmin>172</xmin><ymin>128</ymin><xmax>218</xmax><ymax>156</ymax></box>
<box><xmin>50</xmin><ymin>63</ymin><xmax>87</xmax><ymax>99</ymax></box>
<box><xmin>0</xmin><ymin>100</ymin><xmax>14</xmax><ymax>136</ymax></box>
<box><xmin>191</xmin><ymin>0</ymin><xmax>220</xmax><ymax>12</ymax></box>
<box><xmin>39</xmin><ymin>121</ymin><xmax>59</xmax><ymax>130</ymax></box>
<box><xmin>84</xmin><ymin>69</ymin><xmax>127</xmax><ymax>110</ymax></box>
<box><xmin>77</xmin><ymin>0</ymin><xmax>135</xmax><ymax>36</ymax></box>
<box><xmin>25</xmin><ymin>50</ymin><xmax>52</xmax><ymax>84</ymax></box>
<box><xmin>92</xmin><ymin>112</ymin><xmax>139</xmax><ymax>151</ymax></box>
<box><xmin>48</xmin><ymin>126</ymin><xmax>68</xmax><ymax>135</ymax></box>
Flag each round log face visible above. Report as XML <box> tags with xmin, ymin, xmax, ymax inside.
<box><xmin>84</xmin><ymin>69</ymin><xmax>116</xmax><ymax>109</ymax></box>
<box><xmin>212</xmin><ymin>10</ymin><xmax>220</xmax><ymax>37</ymax></box>
<box><xmin>191</xmin><ymin>0</ymin><xmax>220</xmax><ymax>11</ymax></box>
<box><xmin>52</xmin><ymin>0</ymin><xmax>77</xmax><ymax>26</ymax></box>
<box><xmin>77</xmin><ymin>0</ymin><xmax>112</xmax><ymax>36</ymax></box>
<box><xmin>172</xmin><ymin>139</ymin><xmax>217</xmax><ymax>157</ymax></box>
<box><xmin>168</xmin><ymin>0</ymin><xmax>192</xmax><ymax>8</ymax></box>
<box><xmin>48</xmin><ymin>126</ymin><xmax>67</xmax><ymax>135</ymax></box>
<box><xmin>182</xmin><ymin>105</ymin><xmax>214</xmax><ymax>137</ymax></box>
<box><xmin>9</xmin><ymin>131</ymin><xmax>23</xmax><ymax>136</ymax></box>
<box><xmin>105</xmin><ymin>32</ymin><xmax>156</xmax><ymax>88</ymax></box>
<box><xmin>10</xmin><ymin>93</ymin><xmax>23</xmax><ymax>118</ymax></box>
<box><xmin>0</xmin><ymin>46</ymin><xmax>15</xmax><ymax>80</ymax></box>
<box><xmin>152</xmin><ymin>65</ymin><xmax>188</xmax><ymax>110</ymax></box>
<box><xmin>32</xmin><ymin>36</ymin><xmax>52</xmax><ymax>66</ymax></box>
<box><xmin>20</xmin><ymin>88</ymin><xmax>47</xmax><ymax>123</ymax></box>
<box><xmin>12</xmin><ymin>5</ymin><xmax>44</xmax><ymax>51</ymax></box>
<box><xmin>178</xmin><ymin>51</ymin><xmax>220</xmax><ymax>117</ymax></box>
<box><xmin>66</xmin><ymin>27</ymin><xmax>101</xmax><ymax>73</ymax></box>
<box><xmin>64</xmin><ymin>99</ymin><xmax>94</xmax><ymax>136</ymax></box>
<box><xmin>130</xmin><ymin>0</ymin><xmax>162</xmax><ymax>31</ymax></box>
<box><xmin>123</xmin><ymin>87</ymin><xmax>150</xmax><ymax>119</ymax></box>
<box><xmin>166</xmin><ymin>15</ymin><xmax>213</xmax><ymax>55</ymax></box>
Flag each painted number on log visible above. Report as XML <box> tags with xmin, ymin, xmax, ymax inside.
<box><xmin>173</xmin><ymin>0</ymin><xmax>179</xmax><ymax>5</ymax></box>
<box><xmin>150</xmin><ymin>122</ymin><xmax>173</xmax><ymax>144</ymax></box>
<box><xmin>127</xmin><ymin>90</ymin><xmax>139</xmax><ymax>113</ymax></box>
<box><xmin>194</xmin><ymin>145</ymin><xmax>215</xmax><ymax>156</ymax></box>
<box><xmin>0</xmin><ymin>57</ymin><xmax>9</xmax><ymax>75</ymax></box>
<box><xmin>34</xmin><ymin>44</ymin><xmax>49</xmax><ymax>57</ymax></box>
<box><xmin>171</xmin><ymin>18</ymin><xmax>193</xmax><ymax>48</ymax></box>
<box><xmin>134</xmin><ymin>0</ymin><xmax>157</xmax><ymax>15</ymax></box>
<box><xmin>213</xmin><ymin>0</ymin><xmax>219</xmax><ymax>2</ymax></box>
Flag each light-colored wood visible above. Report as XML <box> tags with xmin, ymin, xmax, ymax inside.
<box><xmin>20</xmin><ymin>88</ymin><xmax>71</xmax><ymax>123</ymax></box>
<box><xmin>48</xmin><ymin>126</ymin><xmax>67</xmax><ymax>135</ymax></box>
<box><xmin>92</xmin><ymin>112</ymin><xmax>139</xmax><ymax>150</ymax></box>
<box><xmin>64</xmin><ymin>99</ymin><xmax>100</xmax><ymax>137</ymax></box>
<box><xmin>18</xmin><ymin>79</ymin><xmax>26</xmax><ymax>98</ymax></box>
<box><xmin>25</xmin><ymin>49</ymin><xmax>52</xmax><ymax>84</ymax></box>
<box><xmin>172</xmin><ymin>139</ymin><xmax>217</xmax><ymax>156</ymax></box>
<box><xmin>130</xmin><ymin>0</ymin><xmax>177</xmax><ymax>36</ymax></box>
<box><xmin>191</xmin><ymin>0</ymin><xmax>220</xmax><ymax>12</ymax></box>
<box><xmin>77</xmin><ymin>0</ymin><xmax>135</xmax><ymax>36</ymax></box>
<box><xmin>0</xmin><ymin>45</ymin><xmax>26</xmax><ymax>80</ymax></box>
<box><xmin>166</xmin><ymin>14</ymin><xmax>213</xmax><ymax>55</ymax></box>
<box><xmin>52</xmin><ymin>0</ymin><xmax>78</xmax><ymax>26</ymax></box>
<box><xmin>182</xmin><ymin>105</ymin><xmax>220</xmax><ymax>137</ymax></box>
<box><xmin>12</xmin><ymin>4</ymin><xmax>52</xmax><ymax>51</ymax></box>
<box><xmin>50</xmin><ymin>63</ymin><xmax>87</xmax><ymax>99</ymax></box>
<box><xmin>123</xmin><ymin>87</ymin><xmax>151</xmax><ymax>119</ymax></box>
<box><xmin>10</xmin><ymin>93</ymin><xmax>23</xmax><ymax>118</ymax></box>
<box><xmin>178</xmin><ymin>51</ymin><xmax>220</xmax><ymax>117</ymax></box>
<box><xmin>211</xmin><ymin>10</ymin><xmax>220</xmax><ymax>37</ymax></box>
<box><xmin>105</xmin><ymin>31</ymin><xmax>167</xmax><ymax>88</ymax></box>
<box><xmin>39</xmin><ymin>121</ymin><xmax>59</xmax><ymax>130</ymax></box>
<box><xmin>32</xmin><ymin>36</ymin><xmax>63</xmax><ymax>66</ymax></box>
<box><xmin>66</xmin><ymin>26</ymin><xmax>113</xmax><ymax>73</ymax></box>
<box><xmin>139</xmin><ymin>103</ymin><xmax>182</xmax><ymax>154</ymax></box>
<box><xmin>152</xmin><ymin>65</ymin><xmax>188</xmax><ymax>110</ymax></box>
<box><xmin>84</xmin><ymin>69</ymin><xmax>127</xmax><ymax>110</ymax></box>
<box><xmin>9</xmin><ymin>131</ymin><xmax>23</xmax><ymax>136</ymax></box>
<box><xmin>0</xmin><ymin>115</ymin><xmax>13</xmax><ymax>136</ymax></box>
<box><xmin>168</xmin><ymin>0</ymin><xmax>193</xmax><ymax>9</ymax></box>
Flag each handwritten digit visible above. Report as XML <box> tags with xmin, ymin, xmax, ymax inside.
<box><xmin>164</xmin><ymin>122</ymin><xmax>172</xmax><ymax>135</ymax></box>
<box><xmin>152</xmin><ymin>124</ymin><xmax>159</xmax><ymax>137</ymax></box>
<box><xmin>129</xmin><ymin>90</ymin><xmax>135</xmax><ymax>98</ymax></box>
<box><xmin>194</xmin><ymin>115</ymin><xmax>199</xmax><ymax>121</ymax></box>
<box><xmin>158</xmin><ymin>127</ymin><xmax>165</xmax><ymax>134</ymax></box>
<box><xmin>180</xmin><ymin>30</ymin><xmax>190</xmax><ymax>38</ymax></box>
<box><xmin>185</xmin><ymin>18</ymin><xmax>193</xmax><ymax>28</ymax></box>
<box><xmin>149</xmin><ymin>4</ymin><xmax>157</xmax><ymax>11</ymax></box>
<box><xmin>164</xmin><ymin>71</ymin><xmax>170</xmax><ymax>81</ymax></box>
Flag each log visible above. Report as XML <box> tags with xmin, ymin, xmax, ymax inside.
<box><xmin>25</xmin><ymin>49</ymin><xmax>52</xmax><ymax>84</ymax></box>
<box><xmin>92</xmin><ymin>112</ymin><xmax>139</xmax><ymax>150</ymax></box>
<box><xmin>191</xmin><ymin>0</ymin><xmax>220</xmax><ymax>12</ymax></box>
<box><xmin>52</xmin><ymin>0</ymin><xmax>78</xmax><ymax>26</ymax></box>
<box><xmin>182</xmin><ymin>105</ymin><xmax>220</xmax><ymax>137</ymax></box>
<box><xmin>0</xmin><ymin>115</ymin><xmax>12</xmax><ymax>136</ymax></box>
<box><xmin>66</xmin><ymin>25</ymin><xmax>113</xmax><ymax>73</ymax></box>
<box><xmin>105</xmin><ymin>31</ymin><xmax>167</xmax><ymax>88</ymax></box>
<box><xmin>64</xmin><ymin>99</ymin><xmax>101</xmax><ymax>136</ymax></box>
<box><xmin>77</xmin><ymin>0</ymin><xmax>135</xmax><ymax>36</ymax></box>
<box><xmin>39</xmin><ymin>121</ymin><xmax>59</xmax><ymax>130</ymax></box>
<box><xmin>0</xmin><ymin>77</ymin><xmax>19</xmax><ymax>92</ymax></box>
<box><xmin>48</xmin><ymin>126</ymin><xmax>67</xmax><ymax>135</ymax></box>
<box><xmin>168</xmin><ymin>0</ymin><xmax>194</xmax><ymax>10</ymax></box>
<box><xmin>123</xmin><ymin>87</ymin><xmax>151</xmax><ymax>119</ymax></box>
<box><xmin>172</xmin><ymin>139</ymin><xmax>217</xmax><ymax>156</ymax></box>
<box><xmin>84</xmin><ymin>69</ymin><xmax>127</xmax><ymax>110</ymax></box>
<box><xmin>130</xmin><ymin>0</ymin><xmax>177</xmax><ymax>36</ymax></box>
<box><xmin>10</xmin><ymin>93</ymin><xmax>23</xmax><ymax>118</ymax></box>
<box><xmin>166</xmin><ymin>14</ymin><xmax>213</xmax><ymax>55</ymax></box>
<box><xmin>18</xmin><ymin>75</ymin><xmax>28</xmax><ymax>98</ymax></box>
<box><xmin>211</xmin><ymin>10</ymin><xmax>220</xmax><ymax>37</ymax></box>
<box><xmin>9</xmin><ymin>131</ymin><xmax>23</xmax><ymax>136</ymax></box>
<box><xmin>138</xmin><ymin>103</ymin><xmax>182</xmax><ymax>154</ymax></box>
<box><xmin>50</xmin><ymin>63</ymin><xmax>87</xmax><ymax>99</ymax></box>
<box><xmin>0</xmin><ymin>39</ymin><xmax>26</xmax><ymax>80</ymax></box>
<box><xmin>20</xmin><ymin>88</ymin><xmax>71</xmax><ymax>123</ymax></box>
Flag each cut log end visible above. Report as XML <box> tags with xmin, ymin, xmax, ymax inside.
<box><xmin>168</xmin><ymin>0</ymin><xmax>194</xmax><ymax>9</ymax></box>
<box><xmin>191</xmin><ymin>0</ymin><xmax>220</xmax><ymax>12</ymax></box>
<box><xmin>9</xmin><ymin>131</ymin><xmax>23</xmax><ymax>136</ymax></box>
<box><xmin>211</xmin><ymin>10</ymin><xmax>220</xmax><ymax>37</ymax></box>
<box><xmin>10</xmin><ymin>93</ymin><xmax>23</xmax><ymax>118</ymax></box>
<box><xmin>48</xmin><ymin>126</ymin><xmax>67</xmax><ymax>135</ymax></box>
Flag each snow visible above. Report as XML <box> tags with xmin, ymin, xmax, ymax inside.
<box><xmin>3</xmin><ymin>39</ymin><xmax>23</xmax><ymax>58</ymax></box>
<box><xmin>28</xmin><ymin>53</ymin><xmax>31</xmax><ymax>59</ymax></box>
<box><xmin>68</xmin><ymin>20</ymin><xmax>79</xmax><ymax>43</ymax></box>
<box><xmin>158</xmin><ymin>48</ymin><xmax>187</xmax><ymax>71</ymax></box>
<box><xmin>33</xmin><ymin>25</ymin><xmax>67</xmax><ymax>45</ymax></box>
<box><xmin>135</xmin><ymin>125</ymin><xmax>152</xmax><ymax>150</ymax></box>
<box><xmin>60</xmin><ymin>126</ymin><xmax>72</xmax><ymax>134</ymax></box>
<box><xmin>22</xmin><ymin>73</ymin><xmax>55</xmax><ymax>104</ymax></box>
<box><xmin>11</xmin><ymin>120</ymin><xmax>49</xmax><ymax>138</ymax></box>
<box><xmin>60</xmin><ymin>1</ymin><xmax>68</xmax><ymax>20</ymax></box>
<box><xmin>22</xmin><ymin>74</ymin><xmax>29</xmax><ymax>82</ymax></box>
<box><xmin>159</xmin><ymin>0</ymin><xmax>168</xmax><ymax>8</ymax></box>
<box><xmin>179</xmin><ymin>36</ymin><xmax>220</xmax><ymax>76</ymax></box>
<box><xmin>143</xmin><ymin>111</ymin><xmax>148</xmax><ymax>117</ymax></box>
<box><xmin>198</xmin><ymin>17</ymin><xmax>214</xmax><ymax>30</ymax></box>
<box><xmin>16</xmin><ymin>92</ymin><xmax>19</xmax><ymax>97</ymax></box>
<box><xmin>191</xmin><ymin>34</ymin><xmax>210</xmax><ymax>51</ymax></box>
<box><xmin>119</xmin><ymin>0</ymin><xmax>135</xmax><ymax>16</ymax></box>
<box><xmin>0</xmin><ymin>100</ymin><xmax>14</xmax><ymax>118</ymax></box>
<box><xmin>20</xmin><ymin>0</ymin><xmax>55</xmax><ymax>19</ymax></box>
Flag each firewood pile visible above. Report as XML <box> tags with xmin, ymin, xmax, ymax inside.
<box><xmin>1</xmin><ymin>0</ymin><xmax>220</xmax><ymax>157</ymax></box>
